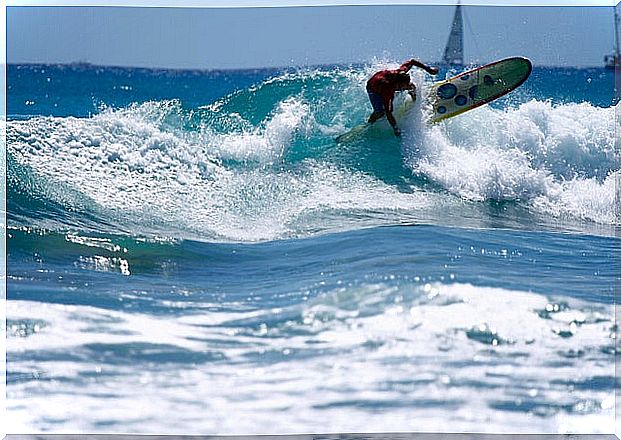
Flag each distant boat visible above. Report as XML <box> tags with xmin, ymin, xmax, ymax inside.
<box><xmin>67</xmin><ymin>61</ymin><xmax>95</xmax><ymax>69</ymax></box>
<box><xmin>442</xmin><ymin>1</ymin><xmax>464</xmax><ymax>66</ymax></box>
<box><xmin>604</xmin><ymin>5</ymin><xmax>620</xmax><ymax>69</ymax></box>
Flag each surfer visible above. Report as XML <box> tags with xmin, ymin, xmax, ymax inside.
<box><xmin>367</xmin><ymin>59</ymin><xmax>439</xmax><ymax>137</ymax></box>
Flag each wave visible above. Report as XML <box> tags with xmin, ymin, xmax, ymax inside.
<box><xmin>6</xmin><ymin>66</ymin><xmax>619</xmax><ymax>241</ymax></box>
<box><xmin>7</xmin><ymin>281</ymin><xmax>615</xmax><ymax>433</ymax></box>
<box><xmin>6</xmin><ymin>96</ymin><xmax>430</xmax><ymax>242</ymax></box>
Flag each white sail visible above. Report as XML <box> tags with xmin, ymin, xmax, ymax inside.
<box><xmin>443</xmin><ymin>2</ymin><xmax>464</xmax><ymax>65</ymax></box>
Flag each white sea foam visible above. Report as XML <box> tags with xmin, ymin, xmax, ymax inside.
<box><xmin>208</xmin><ymin>98</ymin><xmax>309</xmax><ymax>163</ymax></box>
<box><xmin>8</xmin><ymin>98</ymin><xmax>431</xmax><ymax>241</ymax></box>
<box><xmin>403</xmin><ymin>99</ymin><xmax>618</xmax><ymax>224</ymax></box>
<box><xmin>6</xmin><ymin>282</ymin><xmax>615</xmax><ymax>433</ymax></box>
<box><xmin>534</xmin><ymin>171</ymin><xmax>619</xmax><ymax>224</ymax></box>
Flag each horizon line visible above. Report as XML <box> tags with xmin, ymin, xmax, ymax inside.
<box><xmin>6</xmin><ymin>60</ymin><xmax>611</xmax><ymax>71</ymax></box>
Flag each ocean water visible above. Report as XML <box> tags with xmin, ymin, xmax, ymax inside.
<box><xmin>5</xmin><ymin>62</ymin><xmax>620</xmax><ymax>434</ymax></box>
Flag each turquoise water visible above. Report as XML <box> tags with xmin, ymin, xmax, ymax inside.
<box><xmin>5</xmin><ymin>62</ymin><xmax>620</xmax><ymax>433</ymax></box>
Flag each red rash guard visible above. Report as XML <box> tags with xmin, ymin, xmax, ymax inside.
<box><xmin>366</xmin><ymin>60</ymin><xmax>414</xmax><ymax>111</ymax></box>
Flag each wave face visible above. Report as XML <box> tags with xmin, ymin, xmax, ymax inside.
<box><xmin>7</xmin><ymin>64</ymin><xmax>619</xmax><ymax>241</ymax></box>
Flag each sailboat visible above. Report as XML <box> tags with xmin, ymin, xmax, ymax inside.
<box><xmin>442</xmin><ymin>1</ymin><xmax>464</xmax><ymax>66</ymax></box>
<box><xmin>604</xmin><ymin>4</ymin><xmax>620</xmax><ymax>69</ymax></box>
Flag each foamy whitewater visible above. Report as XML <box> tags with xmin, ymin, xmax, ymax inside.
<box><xmin>5</xmin><ymin>62</ymin><xmax>620</xmax><ymax>434</ymax></box>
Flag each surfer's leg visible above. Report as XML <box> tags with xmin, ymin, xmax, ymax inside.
<box><xmin>367</xmin><ymin>91</ymin><xmax>385</xmax><ymax>124</ymax></box>
<box><xmin>368</xmin><ymin>111</ymin><xmax>385</xmax><ymax>123</ymax></box>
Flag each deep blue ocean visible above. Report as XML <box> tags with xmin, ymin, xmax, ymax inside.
<box><xmin>5</xmin><ymin>62</ymin><xmax>620</xmax><ymax>433</ymax></box>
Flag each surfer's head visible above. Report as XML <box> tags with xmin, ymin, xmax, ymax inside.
<box><xmin>394</xmin><ymin>72</ymin><xmax>411</xmax><ymax>90</ymax></box>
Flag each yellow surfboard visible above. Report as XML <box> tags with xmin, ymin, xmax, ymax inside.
<box><xmin>429</xmin><ymin>57</ymin><xmax>532</xmax><ymax>123</ymax></box>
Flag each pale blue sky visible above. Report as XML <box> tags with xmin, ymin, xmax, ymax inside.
<box><xmin>6</xmin><ymin>4</ymin><xmax>617</xmax><ymax>68</ymax></box>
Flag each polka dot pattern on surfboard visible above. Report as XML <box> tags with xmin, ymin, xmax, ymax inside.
<box><xmin>428</xmin><ymin>57</ymin><xmax>532</xmax><ymax>123</ymax></box>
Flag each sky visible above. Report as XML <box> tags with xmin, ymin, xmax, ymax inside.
<box><xmin>5</xmin><ymin>2</ymin><xmax>618</xmax><ymax>68</ymax></box>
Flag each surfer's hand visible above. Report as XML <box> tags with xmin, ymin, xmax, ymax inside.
<box><xmin>427</xmin><ymin>67</ymin><xmax>439</xmax><ymax>75</ymax></box>
<box><xmin>393</xmin><ymin>127</ymin><xmax>401</xmax><ymax>137</ymax></box>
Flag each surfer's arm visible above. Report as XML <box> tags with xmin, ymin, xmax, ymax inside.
<box><xmin>399</xmin><ymin>59</ymin><xmax>439</xmax><ymax>75</ymax></box>
<box><xmin>381</xmin><ymin>95</ymin><xmax>400</xmax><ymax>136</ymax></box>
<box><xmin>385</xmin><ymin>110</ymin><xmax>400</xmax><ymax>137</ymax></box>
<box><xmin>384</xmin><ymin>99</ymin><xmax>400</xmax><ymax>137</ymax></box>
<box><xmin>407</xmin><ymin>83</ymin><xmax>417</xmax><ymax>101</ymax></box>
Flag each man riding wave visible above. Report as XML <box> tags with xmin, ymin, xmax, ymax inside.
<box><xmin>366</xmin><ymin>58</ymin><xmax>439</xmax><ymax>137</ymax></box>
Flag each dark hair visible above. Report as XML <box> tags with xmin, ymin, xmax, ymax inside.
<box><xmin>395</xmin><ymin>72</ymin><xmax>410</xmax><ymax>86</ymax></box>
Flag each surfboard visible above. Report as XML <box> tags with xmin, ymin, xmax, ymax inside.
<box><xmin>335</xmin><ymin>94</ymin><xmax>416</xmax><ymax>143</ymax></box>
<box><xmin>429</xmin><ymin>57</ymin><xmax>532</xmax><ymax>123</ymax></box>
<box><xmin>336</xmin><ymin>57</ymin><xmax>532</xmax><ymax>142</ymax></box>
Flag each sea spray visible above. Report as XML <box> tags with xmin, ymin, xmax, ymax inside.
<box><xmin>402</xmin><ymin>99</ymin><xmax>618</xmax><ymax>224</ymax></box>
